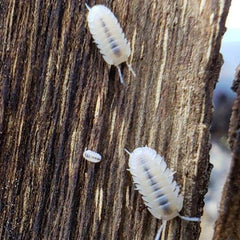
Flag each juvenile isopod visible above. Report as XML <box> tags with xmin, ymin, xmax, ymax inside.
<box><xmin>85</xmin><ymin>4</ymin><xmax>136</xmax><ymax>85</ymax></box>
<box><xmin>83</xmin><ymin>148</ymin><xmax>102</xmax><ymax>163</ymax></box>
<box><xmin>125</xmin><ymin>147</ymin><xmax>200</xmax><ymax>240</ymax></box>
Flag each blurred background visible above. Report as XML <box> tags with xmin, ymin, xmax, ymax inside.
<box><xmin>200</xmin><ymin>0</ymin><xmax>240</xmax><ymax>239</ymax></box>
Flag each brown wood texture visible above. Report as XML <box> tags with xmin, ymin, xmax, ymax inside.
<box><xmin>213</xmin><ymin>65</ymin><xmax>240</xmax><ymax>240</ymax></box>
<box><xmin>0</xmin><ymin>0</ymin><xmax>230</xmax><ymax>239</ymax></box>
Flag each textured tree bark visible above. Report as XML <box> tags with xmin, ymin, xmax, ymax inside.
<box><xmin>213</xmin><ymin>65</ymin><xmax>240</xmax><ymax>240</ymax></box>
<box><xmin>0</xmin><ymin>0</ymin><xmax>230</xmax><ymax>240</ymax></box>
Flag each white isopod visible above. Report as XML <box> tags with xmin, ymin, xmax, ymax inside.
<box><xmin>85</xmin><ymin>4</ymin><xmax>136</xmax><ymax>85</ymax></box>
<box><xmin>83</xmin><ymin>148</ymin><xmax>102</xmax><ymax>163</ymax></box>
<box><xmin>125</xmin><ymin>147</ymin><xmax>200</xmax><ymax>240</ymax></box>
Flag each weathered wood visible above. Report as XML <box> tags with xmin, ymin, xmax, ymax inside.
<box><xmin>213</xmin><ymin>65</ymin><xmax>240</xmax><ymax>240</ymax></box>
<box><xmin>0</xmin><ymin>0</ymin><xmax>230</xmax><ymax>239</ymax></box>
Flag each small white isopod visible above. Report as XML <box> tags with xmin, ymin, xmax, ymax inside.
<box><xmin>83</xmin><ymin>148</ymin><xmax>102</xmax><ymax>163</ymax></box>
<box><xmin>85</xmin><ymin>4</ymin><xmax>136</xmax><ymax>85</ymax></box>
<box><xmin>125</xmin><ymin>147</ymin><xmax>200</xmax><ymax>240</ymax></box>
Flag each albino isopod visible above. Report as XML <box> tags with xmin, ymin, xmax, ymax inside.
<box><xmin>83</xmin><ymin>148</ymin><xmax>102</xmax><ymax>163</ymax></box>
<box><xmin>85</xmin><ymin>4</ymin><xmax>136</xmax><ymax>85</ymax></box>
<box><xmin>125</xmin><ymin>147</ymin><xmax>200</xmax><ymax>240</ymax></box>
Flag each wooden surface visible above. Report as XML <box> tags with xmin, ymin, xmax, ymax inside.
<box><xmin>0</xmin><ymin>0</ymin><xmax>231</xmax><ymax>239</ymax></box>
<box><xmin>213</xmin><ymin>65</ymin><xmax>240</xmax><ymax>240</ymax></box>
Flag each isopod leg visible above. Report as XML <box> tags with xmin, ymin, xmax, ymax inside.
<box><xmin>116</xmin><ymin>65</ymin><xmax>126</xmax><ymax>85</ymax></box>
<box><xmin>179</xmin><ymin>214</ymin><xmax>200</xmax><ymax>222</ymax></box>
<box><xmin>154</xmin><ymin>220</ymin><xmax>167</xmax><ymax>240</ymax></box>
<box><xmin>127</xmin><ymin>63</ymin><xmax>136</xmax><ymax>77</ymax></box>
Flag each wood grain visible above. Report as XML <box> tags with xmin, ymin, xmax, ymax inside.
<box><xmin>0</xmin><ymin>0</ymin><xmax>230</xmax><ymax>239</ymax></box>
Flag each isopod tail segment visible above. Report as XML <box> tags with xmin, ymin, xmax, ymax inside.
<box><xmin>178</xmin><ymin>215</ymin><xmax>200</xmax><ymax>222</ymax></box>
<box><xmin>116</xmin><ymin>62</ymin><xmax>136</xmax><ymax>86</ymax></box>
<box><xmin>154</xmin><ymin>220</ymin><xmax>167</xmax><ymax>240</ymax></box>
<box><xmin>154</xmin><ymin>215</ymin><xmax>200</xmax><ymax>240</ymax></box>
<box><xmin>116</xmin><ymin>65</ymin><xmax>125</xmax><ymax>86</ymax></box>
<box><xmin>124</xmin><ymin>148</ymin><xmax>131</xmax><ymax>155</ymax></box>
<box><xmin>127</xmin><ymin>62</ymin><xmax>136</xmax><ymax>77</ymax></box>
<box><xmin>85</xmin><ymin>3</ymin><xmax>91</xmax><ymax>10</ymax></box>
